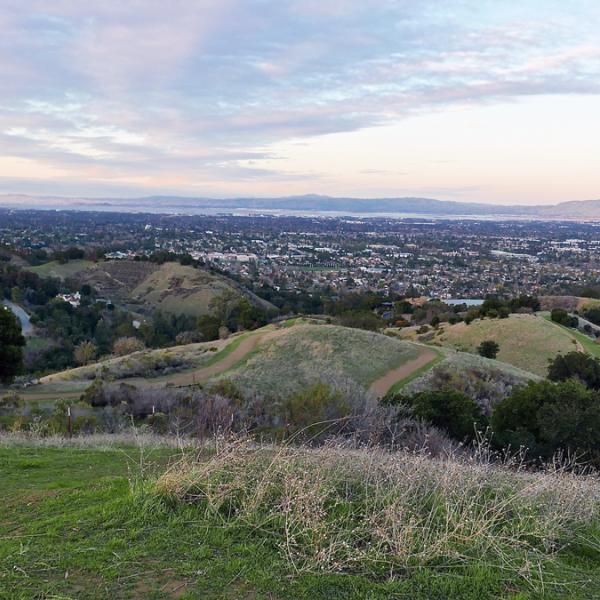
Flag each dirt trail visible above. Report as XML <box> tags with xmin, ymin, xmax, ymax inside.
<box><xmin>23</xmin><ymin>328</ymin><xmax>288</xmax><ymax>400</ymax></box>
<box><xmin>368</xmin><ymin>349</ymin><xmax>439</xmax><ymax>398</ymax></box>
<box><xmin>170</xmin><ymin>333</ymin><xmax>262</xmax><ymax>386</ymax></box>
<box><xmin>170</xmin><ymin>327</ymin><xmax>291</xmax><ymax>386</ymax></box>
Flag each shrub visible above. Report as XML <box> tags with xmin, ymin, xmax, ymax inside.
<box><xmin>478</xmin><ymin>340</ymin><xmax>499</xmax><ymax>359</ymax></box>
<box><xmin>280</xmin><ymin>382</ymin><xmax>350</xmax><ymax>440</ymax></box>
<box><xmin>74</xmin><ymin>340</ymin><xmax>97</xmax><ymax>366</ymax></box>
<box><xmin>384</xmin><ymin>389</ymin><xmax>486</xmax><ymax>441</ymax></box>
<box><xmin>113</xmin><ymin>336</ymin><xmax>145</xmax><ymax>356</ymax></box>
<box><xmin>492</xmin><ymin>379</ymin><xmax>600</xmax><ymax>465</ymax></box>
<box><xmin>551</xmin><ymin>308</ymin><xmax>578</xmax><ymax>328</ymax></box>
<box><xmin>334</xmin><ymin>310</ymin><xmax>384</xmax><ymax>331</ymax></box>
<box><xmin>548</xmin><ymin>351</ymin><xmax>600</xmax><ymax>389</ymax></box>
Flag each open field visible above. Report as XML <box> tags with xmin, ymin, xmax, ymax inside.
<box><xmin>24</xmin><ymin>259</ymin><xmax>94</xmax><ymax>279</ymax></box>
<box><xmin>1</xmin><ymin>437</ymin><xmax>599</xmax><ymax>599</ymax></box>
<box><xmin>433</xmin><ymin>314</ymin><xmax>579</xmax><ymax>376</ymax></box>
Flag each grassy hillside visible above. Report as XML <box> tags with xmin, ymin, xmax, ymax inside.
<box><xmin>25</xmin><ymin>259</ymin><xmax>274</xmax><ymax>317</ymax></box>
<box><xmin>433</xmin><ymin>314</ymin><xmax>578</xmax><ymax>376</ymax></box>
<box><xmin>1</xmin><ymin>437</ymin><xmax>599</xmax><ymax>599</ymax></box>
<box><xmin>540</xmin><ymin>295</ymin><xmax>600</xmax><ymax>312</ymax></box>
<box><xmin>209</xmin><ymin>323</ymin><xmax>434</xmax><ymax>398</ymax></box>
<box><xmin>404</xmin><ymin>349</ymin><xmax>540</xmax><ymax>414</ymax></box>
<box><xmin>25</xmin><ymin>259</ymin><xmax>94</xmax><ymax>279</ymax></box>
<box><xmin>129</xmin><ymin>262</ymin><xmax>273</xmax><ymax>316</ymax></box>
<box><xmin>22</xmin><ymin>322</ymin><xmax>438</xmax><ymax>402</ymax></box>
<box><xmin>77</xmin><ymin>260</ymin><xmax>274</xmax><ymax>316</ymax></box>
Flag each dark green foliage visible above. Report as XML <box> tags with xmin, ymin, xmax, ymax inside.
<box><xmin>0</xmin><ymin>307</ymin><xmax>25</xmax><ymax>383</ymax></box>
<box><xmin>384</xmin><ymin>389</ymin><xmax>486</xmax><ymax>440</ymax></box>
<box><xmin>582</xmin><ymin>306</ymin><xmax>600</xmax><ymax>326</ymax></box>
<box><xmin>477</xmin><ymin>340</ymin><xmax>499</xmax><ymax>359</ymax></box>
<box><xmin>492</xmin><ymin>379</ymin><xmax>600</xmax><ymax>465</ymax></box>
<box><xmin>498</xmin><ymin>306</ymin><xmax>510</xmax><ymax>319</ymax></box>
<box><xmin>551</xmin><ymin>308</ymin><xmax>578</xmax><ymax>328</ymax></box>
<box><xmin>334</xmin><ymin>310</ymin><xmax>384</xmax><ymax>331</ymax></box>
<box><xmin>548</xmin><ymin>351</ymin><xmax>600</xmax><ymax>389</ymax></box>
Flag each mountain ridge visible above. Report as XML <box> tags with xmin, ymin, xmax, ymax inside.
<box><xmin>2</xmin><ymin>193</ymin><xmax>600</xmax><ymax>218</ymax></box>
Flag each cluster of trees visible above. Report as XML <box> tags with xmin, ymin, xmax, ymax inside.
<box><xmin>0</xmin><ymin>308</ymin><xmax>25</xmax><ymax>383</ymax></box>
<box><xmin>0</xmin><ymin>264</ymin><xmax>59</xmax><ymax>306</ymax></box>
<box><xmin>464</xmin><ymin>295</ymin><xmax>540</xmax><ymax>325</ymax></box>
<box><xmin>550</xmin><ymin>308</ymin><xmax>578</xmax><ymax>328</ymax></box>
<box><xmin>384</xmin><ymin>350</ymin><xmax>600</xmax><ymax>467</ymax></box>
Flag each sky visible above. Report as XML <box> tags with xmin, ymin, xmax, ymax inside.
<box><xmin>1</xmin><ymin>0</ymin><xmax>599</xmax><ymax>205</ymax></box>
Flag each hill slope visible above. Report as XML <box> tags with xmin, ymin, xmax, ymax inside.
<box><xmin>432</xmin><ymin>314</ymin><xmax>579</xmax><ymax>376</ymax></box>
<box><xmin>2</xmin><ymin>439</ymin><xmax>599</xmax><ymax>599</ymax></box>
<box><xmin>208</xmin><ymin>323</ymin><xmax>438</xmax><ymax>399</ymax></box>
<box><xmin>25</xmin><ymin>321</ymin><xmax>438</xmax><ymax>401</ymax></box>
<box><xmin>27</xmin><ymin>259</ymin><xmax>274</xmax><ymax>317</ymax></box>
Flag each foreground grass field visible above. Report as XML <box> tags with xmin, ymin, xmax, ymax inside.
<box><xmin>1</xmin><ymin>437</ymin><xmax>599</xmax><ymax>599</ymax></box>
<box><xmin>434</xmin><ymin>314</ymin><xmax>578</xmax><ymax>376</ymax></box>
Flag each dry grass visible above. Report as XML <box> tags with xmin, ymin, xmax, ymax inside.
<box><xmin>155</xmin><ymin>438</ymin><xmax>600</xmax><ymax>591</ymax></box>
<box><xmin>0</xmin><ymin>431</ymin><xmax>198</xmax><ymax>449</ymax></box>
<box><xmin>214</xmin><ymin>324</ymin><xmax>425</xmax><ymax>398</ymax></box>
<box><xmin>435</xmin><ymin>314</ymin><xmax>577</xmax><ymax>376</ymax></box>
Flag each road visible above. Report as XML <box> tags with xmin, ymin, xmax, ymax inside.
<box><xmin>2</xmin><ymin>300</ymin><xmax>33</xmax><ymax>336</ymax></box>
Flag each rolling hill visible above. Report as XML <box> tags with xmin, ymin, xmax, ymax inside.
<box><xmin>27</xmin><ymin>259</ymin><xmax>275</xmax><ymax>317</ymax></box>
<box><xmin>23</xmin><ymin>320</ymin><xmax>440</xmax><ymax>401</ymax></box>
<box><xmin>430</xmin><ymin>313</ymin><xmax>581</xmax><ymax>376</ymax></box>
<box><xmin>25</xmin><ymin>259</ymin><xmax>95</xmax><ymax>280</ymax></box>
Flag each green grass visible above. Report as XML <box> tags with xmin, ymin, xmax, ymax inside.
<box><xmin>24</xmin><ymin>259</ymin><xmax>94</xmax><ymax>279</ymax></box>
<box><xmin>435</xmin><ymin>314</ymin><xmax>577</xmax><ymax>376</ymax></box>
<box><xmin>214</xmin><ymin>324</ymin><xmax>424</xmax><ymax>397</ymax></box>
<box><xmin>543</xmin><ymin>315</ymin><xmax>600</xmax><ymax>359</ymax></box>
<box><xmin>1</xmin><ymin>441</ymin><xmax>597</xmax><ymax>599</ymax></box>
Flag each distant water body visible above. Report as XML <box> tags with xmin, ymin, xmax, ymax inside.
<box><xmin>0</xmin><ymin>201</ymin><xmax>569</xmax><ymax>222</ymax></box>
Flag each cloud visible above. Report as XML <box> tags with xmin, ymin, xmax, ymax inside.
<box><xmin>0</xmin><ymin>0</ymin><xmax>599</xmax><ymax>196</ymax></box>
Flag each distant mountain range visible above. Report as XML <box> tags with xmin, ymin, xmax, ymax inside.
<box><xmin>2</xmin><ymin>193</ymin><xmax>600</xmax><ymax>219</ymax></box>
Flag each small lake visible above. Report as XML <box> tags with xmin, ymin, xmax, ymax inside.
<box><xmin>444</xmin><ymin>298</ymin><xmax>484</xmax><ymax>306</ymax></box>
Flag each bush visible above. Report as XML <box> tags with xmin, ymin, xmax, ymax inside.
<box><xmin>551</xmin><ymin>308</ymin><xmax>578</xmax><ymax>328</ymax></box>
<box><xmin>478</xmin><ymin>340</ymin><xmax>499</xmax><ymax>359</ymax></box>
<box><xmin>113</xmin><ymin>336</ymin><xmax>146</xmax><ymax>356</ymax></box>
<box><xmin>334</xmin><ymin>310</ymin><xmax>384</xmax><ymax>331</ymax></box>
<box><xmin>492</xmin><ymin>379</ymin><xmax>600</xmax><ymax>465</ymax></box>
<box><xmin>384</xmin><ymin>389</ymin><xmax>486</xmax><ymax>441</ymax></box>
<box><xmin>74</xmin><ymin>340</ymin><xmax>97</xmax><ymax>365</ymax></box>
<box><xmin>548</xmin><ymin>351</ymin><xmax>600</xmax><ymax>389</ymax></box>
<box><xmin>280</xmin><ymin>382</ymin><xmax>350</xmax><ymax>440</ymax></box>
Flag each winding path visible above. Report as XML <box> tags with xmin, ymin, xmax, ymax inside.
<box><xmin>368</xmin><ymin>348</ymin><xmax>440</xmax><ymax>398</ymax></box>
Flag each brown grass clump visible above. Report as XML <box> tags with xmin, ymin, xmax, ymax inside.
<box><xmin>154</xmin><ymin>438</ymin><xmax>600</xmax><ymax>588</ymax></box>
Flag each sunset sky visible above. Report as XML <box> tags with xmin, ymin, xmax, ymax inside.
<box><xmin>1</xmin><ymin>1</ymin><xmax>599</xmax><ymax>204</ymax></box>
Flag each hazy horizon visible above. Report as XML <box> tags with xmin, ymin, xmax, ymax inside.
<box><xmin>1</xmin><ymin>1</ymin><xmax>599</xmax><ymax>205</ymax></box>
